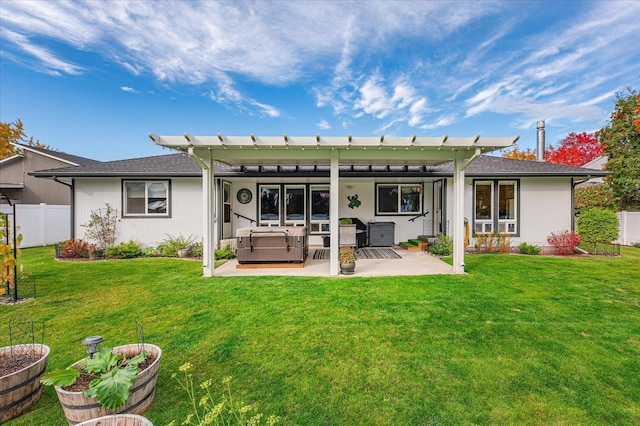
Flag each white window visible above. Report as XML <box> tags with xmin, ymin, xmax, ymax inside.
<box><xmin>376</xmin><ymin>183</ymin><xmax>422</xmax><ymax>215</ymax></box>
<box><xmin>474</xmin><ymin>181</ymin><xmax>493</xmax><ymax>234</ymax></box>
<box><xmin>309</xmin><ymin>185</ymin><xmax>330</xmax><ymax>234</ymax></box>
<box><xmin>285</xmin><ymin>185</ymin><xmax>306</xmax><ymax>226</ymax></box>
<box><xmin>498</xmin><ymin>181</ymin><xmax>517</xmax><ymax>234</ymax></box>
<box><xmin>259</xmin><ymin>185</ymin><xmax>280</xmax><ymax>226</ymax></box>
<box><xmin>123</xmin><ymin>181</ymin><xmax>169</xmax><ymax>216</ymax></box>
<box><xmin>473</xmin><ymin>180</ymin><xmax>519</xmax><ymax>235</ymax></box>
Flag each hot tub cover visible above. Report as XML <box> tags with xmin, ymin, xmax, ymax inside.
<box><xmin>236</xmin><ymin>226</ymin><xmax>307</xmax><ymax>238</ymax></box>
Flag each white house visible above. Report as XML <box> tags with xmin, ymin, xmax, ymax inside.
<box><xmin>31</xmin><ymin>134</ymin><xmax>607</xmax><ymax>277</ymax></box>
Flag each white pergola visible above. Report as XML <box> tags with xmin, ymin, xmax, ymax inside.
<box><xmin>149</xmin><ymin>134</ymin><xmax>518</xmax><ymax>277</ymax></box>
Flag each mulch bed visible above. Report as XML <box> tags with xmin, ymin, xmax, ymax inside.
<box><xmin>0</xmin><ymin>352</ymin><xmax>43</xmax><ymax>377</ymax></box>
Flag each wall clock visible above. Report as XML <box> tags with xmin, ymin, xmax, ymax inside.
<box><xmin>237</xmin><ymin>188</ymin><xmax>252</xmax><ymax>204</ymax></box>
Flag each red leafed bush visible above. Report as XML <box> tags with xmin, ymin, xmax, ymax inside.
<box><xmin>547</xmin><ymin>231</ymin><xmax>581</xmax><ymax>255</ymax></box>
<box><xmin>58</xmin><ymin>239</ymin><xmax>89</xmax><ymax>258</ymax></box>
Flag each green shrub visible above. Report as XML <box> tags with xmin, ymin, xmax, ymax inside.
<box><xmin>633</xmin><ymin>242</ymin><xmax>640</xmax><ymax>249</ymax></box>
<box><xmin>518</xmin><ymin>242</ymin><xmax>541</xmax><ymax>255</ymax></box>
<box><xmin>429</xmin><ymin>235</ymin><xmax>453</xmax><ymax>256</ymax></box>
<box><xmin>576</xmin><ymin>208</ymin><xmax>619</xmax><ymax>253</ymax></box>
<box><xmin>106</xmin><ymin>240</ymin><xmax>143</xmax><ymax>259</ymax></box>
<box><xmin>191</xmin><ymin>242</ymin><xmax>203</xmax><ymax>258</ymax></box>
<box><xmin>215</xmin><ymin>243</ymin><xmax>236</xmax><ymax>260</ymax></box>
<box><xmin>157</xmin><ymin>234</ymin><xmax>197</xmax><ymax>257</ymax></box>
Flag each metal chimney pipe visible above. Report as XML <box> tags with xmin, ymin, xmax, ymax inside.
<box><xmin>536</xmin><ymin>120</ymin><xmax>546</xmax><ymax>162</ymax></box>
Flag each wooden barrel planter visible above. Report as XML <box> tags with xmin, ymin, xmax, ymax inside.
<box><xmin>0</xmin><ymin>344</ymin><xmax>50</xmax><ymax>423</ymax></box>
<box><xmin>55</xmin><ymin>344</ymin><xmax>161</xmax><ymax>425</ymax></box>
<box><xmin>75</xmin><ymin>413</ymin><xmax>153</xmax><ymax>426</ymax></box>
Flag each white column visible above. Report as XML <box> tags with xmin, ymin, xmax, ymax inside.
<box><xmin>452</xmin><ymin>150</ymin><xmax>466</xmax><ymax>274</ymax></box>
<box><xmin>202</xmin><ymin>154</ymin><xmax>216</xmax><ymax>277</ymax></box>
<box><xmin>329</xmin><ymin>150</ymin><xmax>340</xmax><ymax>276</ymax></box>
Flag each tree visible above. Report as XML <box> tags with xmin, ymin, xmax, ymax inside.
<box><xmin>598</xmin><ymin>88</ymin><xmax>640</xmax><ymax>210</ymax></box>
<box><xmin>574</xmin><ymin>185</ymin><xmax>617</xmax><ymax>216</ymax></box>
<box><xmin>0</xmin><ymin>119</ymin><xmax>50</xmax><ymax>160</ymax></box>
<box><xmin>544</xmin><ymin>132</ymin><xmax>602</xmax><ymax>167</ymax></box>
<box><xmin>502</xmin><ymin>146</ymin><xmax>536</xmax><ymax>161</ymax></box>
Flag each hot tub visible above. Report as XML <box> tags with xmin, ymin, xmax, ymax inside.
<box><xmin>236</xmin><ymin>226</ymin><xmax>308</xmax><ymax>264</ymax></box>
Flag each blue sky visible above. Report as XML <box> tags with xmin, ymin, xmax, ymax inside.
<box><xmin>1</xmin><ymin>1</ymin><xmax>639</xmax><ymax>161</ymax></box>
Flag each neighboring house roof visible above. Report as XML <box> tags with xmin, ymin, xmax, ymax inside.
<box><xmin>582</xmin><ymin>155</ymin><xmax>608</xmax><ymax>170</ymax></box>
<box><xmin>10</xmin><ymin>142</ymin><xmax>101</xmax><ymax>166</ymax></box>
<box><xmin>0</xmin><ymin>153</ymin><xmax>24</xmax><ymax>166</ymax></box>
<box><xmin>30</xmin><ymin>152</ymin><xmax>608</xmax><ymax>179</ymax></box>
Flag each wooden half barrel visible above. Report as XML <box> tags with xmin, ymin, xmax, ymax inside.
<box><xmin>0</xmin><ymin>344</ymin><xmax>50</xmax><ymax>423</ymax></box>
<box><xmin>55</xmin><ymin>344</ymin><xmax>161</xmax><ymax>425</ymax></box>
<box><xmin>75</xmin><ymin>413</ymin><xmax>153</xmax><ymax>426</ymax></box>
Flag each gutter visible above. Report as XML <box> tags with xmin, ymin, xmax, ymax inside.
<box><xmin>54</xmin><ymin>176</ymin><xmax>75</xmax><ymax>239</ymax></box>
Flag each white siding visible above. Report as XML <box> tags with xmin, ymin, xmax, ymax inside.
<box><xmin>74</xmin><ymin>177</ymin><xmax>202</xmax><ymax>247</ymax></box>
<box><xmin>519</xmin><ymin>178</ymin><xmax>573</xmax><ymax>246</ymax></box>
<box><xmin>444</xmin><ymin>176</ymin><xmax>574</xmax><ymax>248</ymax></box>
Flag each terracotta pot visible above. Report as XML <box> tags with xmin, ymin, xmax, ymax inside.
<box><xmin>0</xmin><ymin>344</ymin><xmax>50</xmax><ymax>423</ymax></box>
<box><xmin>54</xmin><ymin>344</ymin><xmax>161</xmax><ymax>425</ymax></box>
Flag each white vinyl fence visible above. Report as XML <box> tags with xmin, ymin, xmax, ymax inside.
<box><xmin>617</xmin><ymin>211</ymin><xmax>640</xmax><ymax>246</ymax></box>
<box><xmin>0</xmin><ymin>203</ymin><xmax>70</xmax><ymax>248</ymax></box>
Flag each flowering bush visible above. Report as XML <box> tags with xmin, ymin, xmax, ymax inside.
<box><xmin>169</xmin><ymin>363</ymin><xmax>280</xmax><ymax>426</ymax></box>
<box><xmin>57</xmin><ymin>239</ymin><xmax>89</xmax><ymax>258</ymax></box>
<box><xmin>547</xmin><ymin>230</ymin><xmax>581</xmax><ymax>255</ymax></box>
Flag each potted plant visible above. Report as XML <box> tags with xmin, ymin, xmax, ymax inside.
<box><xmin>339</xmin><ymin>218</ymin><xmax>356</xmax><ymax>247</ymax></box>
<box><xmin>75</xmin><ymin>414</ymin><xmax>153</xmax><ymax>426</ymax></box>
<box><xmin>41</xmin><ymin>342</ymin><xmax>162</xmax><ymax>425</ymax></box>
<box><xmin>338</xmin><ymin>247</ymin><xmax>356</xmax><ymax>275</ymax></box>
<box><xmin>0</xmin><ymin>344</ymin><xmax>50</xmax><ymax>423</ymax></box>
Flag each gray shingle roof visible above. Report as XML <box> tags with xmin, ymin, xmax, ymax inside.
<box><xmin>12</xmin><ymin>142</ymin><xmax>101</xmax><ymax>166</ymax></box>
<box><xmin>30</xmin><ymin>152</ymin><xmax>607</xmax><ymax>178</ymax></box>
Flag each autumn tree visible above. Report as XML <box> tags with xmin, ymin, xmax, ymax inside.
<box><xmin>598</xmin><ymin>88</ymin><xmax>640</xmax><ymax>210</ymax></box>
<box><xmin>0</xmin><ymin>119</ymin><xmax>49</xmax><ymax>160</ymax></box>
<box><xmin>502</xmin><ymin>146</ymin><xmax>536</xmax><ymax>161</ymax></box>
<box><xmin>574</xmin><ymin>185</ymin><xmax>617</xmax><ymax>216</ymax></box>
<box><xmin>544</xmin><ymin>132</ymin><xmax>602</xmax><ymax>167</ymax></box>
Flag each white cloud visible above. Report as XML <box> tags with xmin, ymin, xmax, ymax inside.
<box><xmin>120</xmin><ymin>86</ymin><xmax>138</xmax><ymax>93</ymax></box>
<box><xmin>1</xmin><ymin>0</ymin><xmax>639</xmax><ymax>134</ymax></box>
<box><xmin>317</xmin><ymin>120</ymin><xmax>331</xmax><ymax>130</ymax></box>
<box><xmin>1</xmin><ymin>28</ymin><xmax>83</xmax><ymax>76</ymax></box>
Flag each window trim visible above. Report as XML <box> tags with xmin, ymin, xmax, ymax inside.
<box><xmin>472</xmin><ymin>179</ymin><xmax>520</xmax><ymax>236</ymax></box>
<box><xmin>309</xmin><ymin>185</ymin><xmax>330</xmax><ymax>234</ymax></box>
<box><xmin>375</xmin><ymin>183</ymin><xmax>423</xmax><ymax>215</ymax></box>
<box><xmin>258</xmin><ymin>184</ymin><xmax>281</xmax><ymax>226</ymax></box>
<box><xmin>284</xmin><ymin>184</ymin><xmax>306</xmax><ymax>226</ymax></box>
<box><xmin>122</xmin><ymin>179</ymin><xmax>171</xmax><ymax>218</ymax></box>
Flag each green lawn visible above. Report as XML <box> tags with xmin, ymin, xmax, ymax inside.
<box><xmin>2</xmin><ymin>246</ymin><xmax>639</xmax><ymax>425</ymax></box>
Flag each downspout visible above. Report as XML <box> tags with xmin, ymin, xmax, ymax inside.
<box><xmin>571</xmin><ymin>177</ymin><xmax>590</xmax><ymax>232</ymax></box>
<box><xmin>53</xmin><ymin>176</ymin><xmax>75</xmax><ymax>238</ymax></box>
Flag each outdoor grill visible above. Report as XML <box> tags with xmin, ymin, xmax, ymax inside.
<box><xmin>236</xmin><ymin>226</ymin><xmax>308</xmax><ymax>263</ymax></box>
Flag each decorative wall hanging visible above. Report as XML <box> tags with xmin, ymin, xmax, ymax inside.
<box><xmin>237</xmin><ymin>188</ymin><xmax>252</xmax><ymax>204</ymax></box>
<box><xmin>347</xmin><ymin>194</ymin><xmax>361</xmax><ymax>209</ymax></box>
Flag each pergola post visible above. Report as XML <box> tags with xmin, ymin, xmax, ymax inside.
<box><xmin>329</xmin><ymin>150</ymin><xmax>340</xmax><ymax>276</ymax></box>
<box><xmin>452</xmin><ymin>150</ymin><xmax>466</xmax><ymax>274</ymax></box>
<box><xmin>202</xmin><ymin>154</ymin><xmax>216</xmax><ymax>277</ymax></box>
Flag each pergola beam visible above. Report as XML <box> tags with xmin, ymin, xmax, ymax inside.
<box><xmin>150</xmin><ymin>133</ymin><xmax>518</xmax><ymax>276</ymax></box>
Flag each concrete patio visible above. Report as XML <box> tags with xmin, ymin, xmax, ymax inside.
<box><xmin>212</xmin><ymin>246</ymin><xmax>454</xmax><ymax>277</ymax></box>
